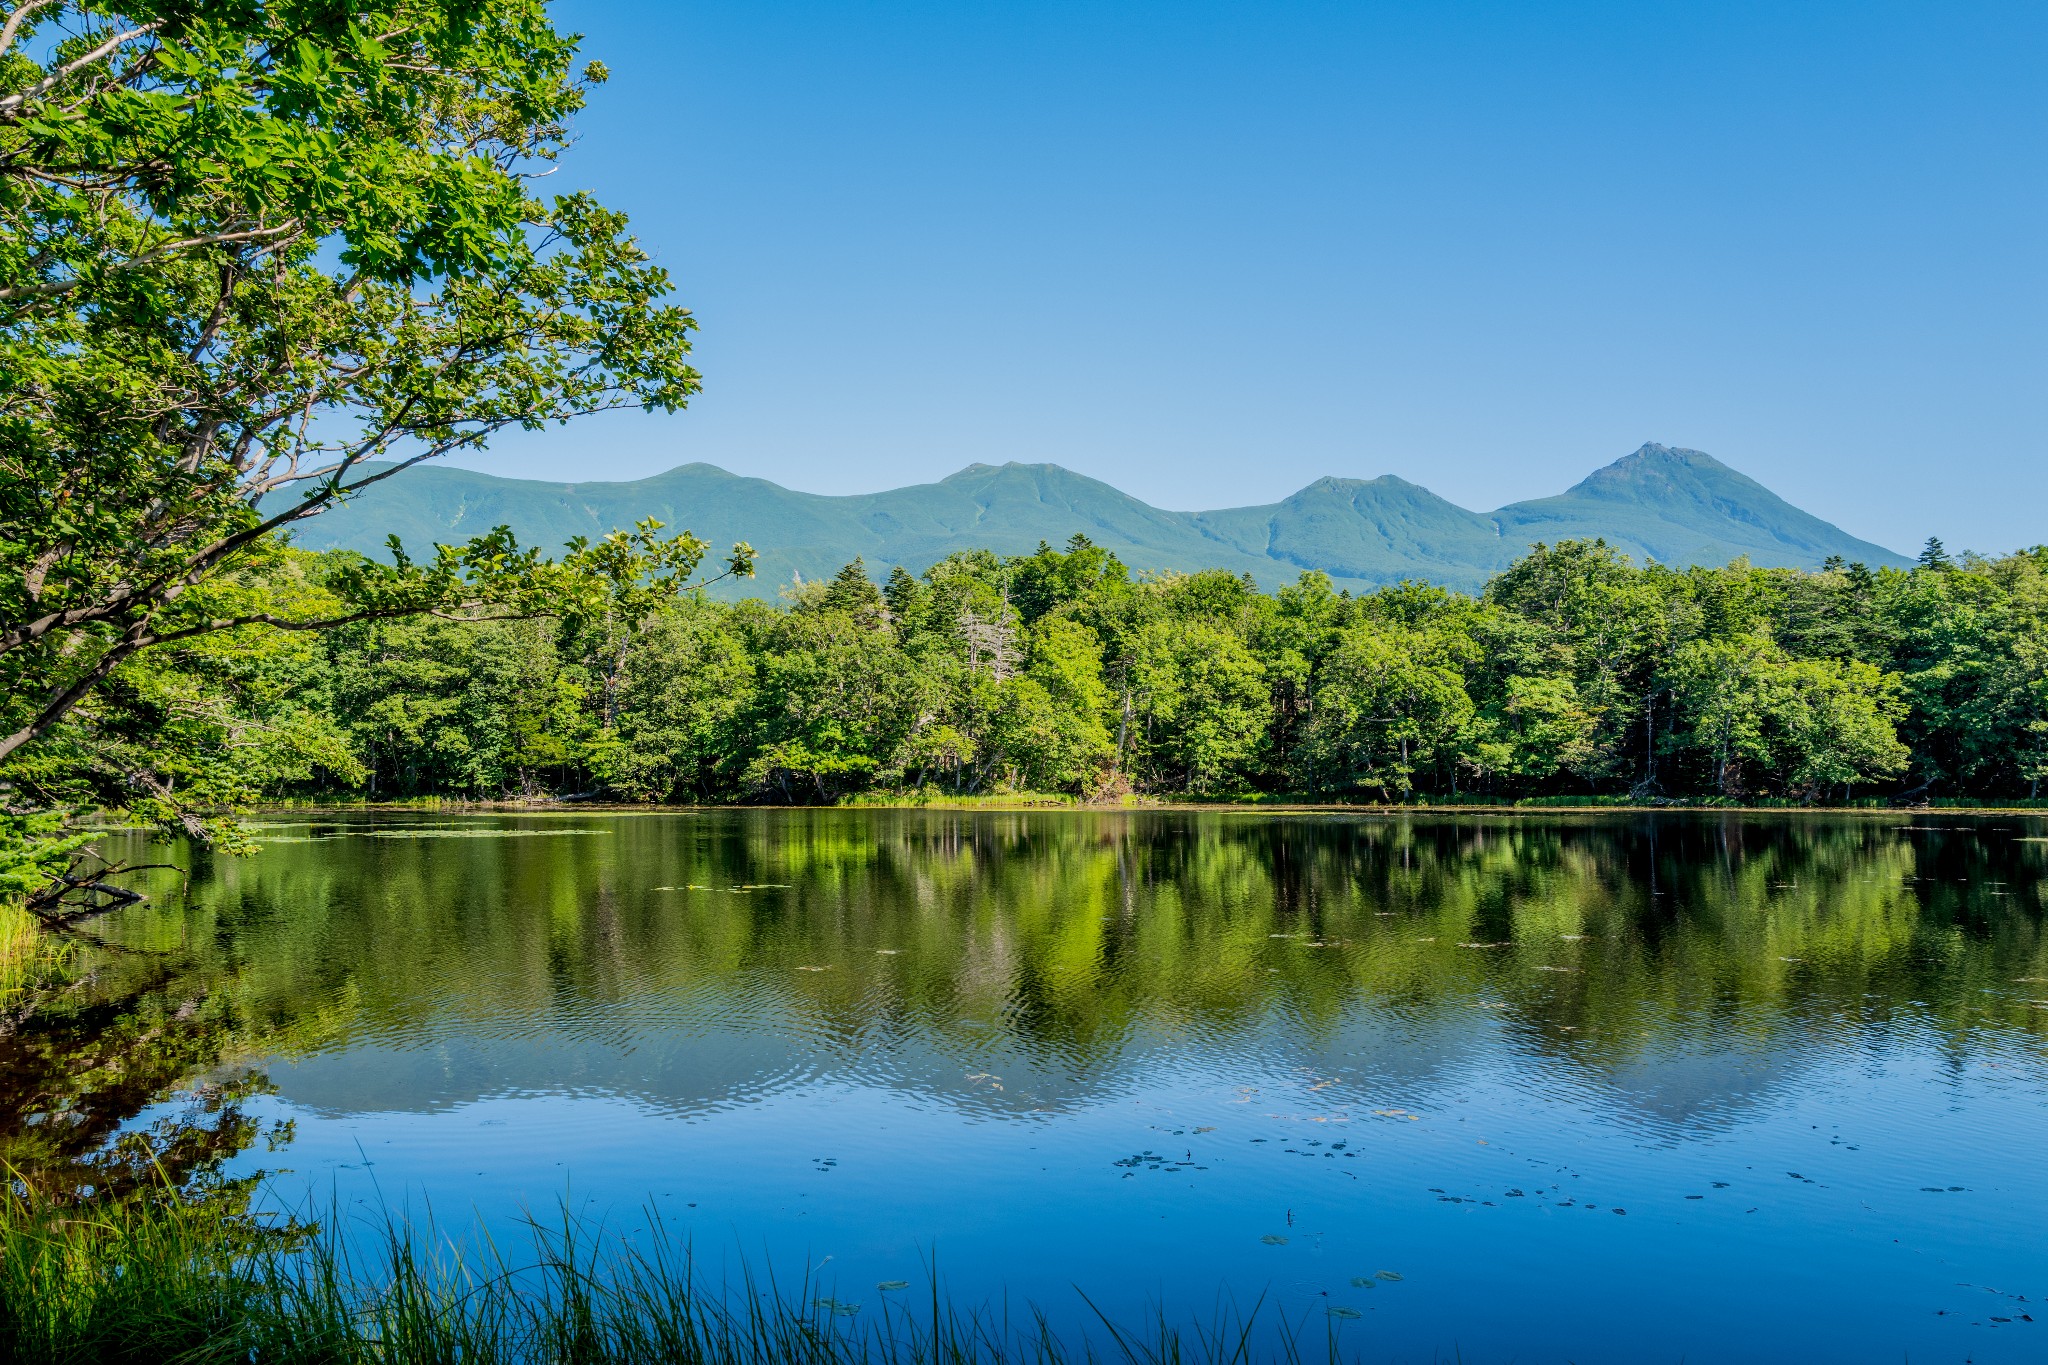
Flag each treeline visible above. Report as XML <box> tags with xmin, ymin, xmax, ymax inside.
<box><xmin>37</xmin><ymin>535</ymin><xmax>2048</xmax><ymax>812</ymax></box>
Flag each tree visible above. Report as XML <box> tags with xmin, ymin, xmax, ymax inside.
<box><xmin>740</xmin><ymin>606</ymin><xmax>919</xmax><ymax>802</ymax></box>
<box><xmin>820</xmin><ymin>558</ymin><xmax>886</xmax><ymax>629</ymax></box>
<box><xmin>0</xmin><ymin>2</ymin><xmax>748</xmax><ymax>893</ymax></box>
<box><xmin>1490</xmin><ymin>674</ymin><xmax>1598</xmax><ymax>781</ymax></box>
<box><xmin>555</xmin><ymin>520</ymin><xmax>751</xmax><ymax>734</ymax></box>
<box><xmin>604</xmin><ymin>602</ymin><xmax>755</xmax><ymax>802</ymax></box>
<box><xmin>1007</xmin><ymin>534</ymin><xmax>1130</xmax><ymax>625</ymax></box>
<box><xmin>1771</xmin><ymin>656</ymin><xmax>1909</xmax><ymax>798</ymax></box>
<box><xmin>1484</xmin><ymin>540</ymin><xmax>1677</xmax><ymax>786</ymax></box>
<box><xmin>11</xmin><ymin>545</ymin><xmax>361</xmax><ymax>847</ymax></box>
<box><xmin>1254</xmin><ymin>571</ymin><xmax>1348</xmax><ymax>771</ymax></box>
<box><xmin>1294</xmin><ymin>622</ymin><xmax>1476</xmax><ymax>798</ymax></box>
<box><xmin>0</xmin><ymin>1</ymin><xmax>726</xmax><ymax>757</ymax></box>
<box><xmin>1665</xmin><ymin>634</ymin><xmax>1907</xmax><ymax>799</ymax></box>
<box><xmin>1006</xmin><ymin>617</ymin><xmax>1114</xmax><ymax>791</ymax></box>
<box><xmin>1129</xmin><ymin>617</ymin><xmax>1267</xmax><ymax>792</ymax></box>
<box><xmin>1665</xmin><ymin>636</ymin><xmax>1780</xmax><ymax>797</ymax></box>
<box><xmin>882</xmin><ymin>565</ymin><xmax>922</xmax><ymax>621</ymax></box>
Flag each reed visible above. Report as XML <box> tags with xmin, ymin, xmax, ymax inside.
<box><xmin>0</xmin><ymin>1188</ymin><xmax>1335</xmax><ymax>1365</ymax></box>
<box><xmin>0</xmin><ymin>905</ymin><xmax>74</xmax><ymax>1018</ymax></box>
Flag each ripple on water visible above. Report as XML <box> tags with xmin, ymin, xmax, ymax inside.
<box><xmin>64</xmin><ymin>810</ymin><xmax>2048</xmax><ymax>1365</ymax></box>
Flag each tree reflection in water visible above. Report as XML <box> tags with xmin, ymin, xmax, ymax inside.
<box><xmin>4</xmin><ymin>810</ymin><xmax>2044</xmax><ymax>1193</ymax></box>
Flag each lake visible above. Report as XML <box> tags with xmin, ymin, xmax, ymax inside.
<box><xmin>40</xmin><ymin>810</ymin><xmax>2048</xmax><ymax>1362</ymax></box>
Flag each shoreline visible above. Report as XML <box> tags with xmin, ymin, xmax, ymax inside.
<box><xmin>232</xmin><ymin>796</ymin><xmax>2048</xmax><ymax>818</ymax></box>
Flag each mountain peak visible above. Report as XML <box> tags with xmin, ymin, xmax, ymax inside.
<box><xmin>1612</xmin><ymin>442</ymin><xmax>1724</xmax><ymax>470</ymax></box>
<box><xmin>941</xmin><ymin>460</ymin><xmax>1074</xmax><ymax>482</ymax></box>
<box><xmin>1557</xmin><ymin>442</ymin><xmax>1754</xmax><ymax>501</ymax></box>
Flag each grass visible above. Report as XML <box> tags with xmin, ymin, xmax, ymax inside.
<box><xmin>0</xmin><ymin>1188</ymin><xmax>1347</xmax><ymax>1365</ymax></box>
<box><xmin>831</xmin><ymin>790</ymin><xmax>1081</xmax><ymax>810</ymax></box>
<box><xmin>0</xmin><ymin>905</ymin><xmax>76</xmax><ymax>1019</ymax></box>
<box><xmin>242</xmin><ymin>789</ymin><xmax>2048</xmax><ymax>818</ymax></box>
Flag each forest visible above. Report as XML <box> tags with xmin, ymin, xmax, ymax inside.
<box><xmin>26</xmin><ymin>531</ymin><xmax>2048</xmax><ymax>818</ymax></box>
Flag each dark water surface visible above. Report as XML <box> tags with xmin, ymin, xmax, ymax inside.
<box><xmin>72</xmin><ymin>812</ymin><xmax>2048</xmax><ymax>1360</ymax></box>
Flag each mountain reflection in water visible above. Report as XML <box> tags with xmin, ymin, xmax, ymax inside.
<box><xmin>26</xmin><ymin>811</ymin><xmax>2048</xmax><ymax>1363</ymax></box>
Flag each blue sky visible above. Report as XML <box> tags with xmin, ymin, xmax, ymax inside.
<box><xmin>467</xmin><ymin>0</ymin><xmax>2046</xmax><ymax>556</ymax></box>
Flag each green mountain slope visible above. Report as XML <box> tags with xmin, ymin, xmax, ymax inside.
<box><xmin>1191</xmin><ymin>475</ymin><xmax>1513</xmax><ymax>584</ymax></box>
<box><xmin>277</xmin><ymin>443</ymin><xmax>1908</xmax><ymax>595</ymax></box>
<box><xmin>1494</xmin><ymin>444</ymin><xmax>1899</xmax><ymax>571</ymax></box>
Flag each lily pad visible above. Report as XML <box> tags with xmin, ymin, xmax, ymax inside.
<box><xmin>877</xmin><ymin>1280</ymin><xmax>910</xmax><ymax>1291</ymax></box>
<box><xmin>1260</xmin><ymin>1234</ymin><xmax>1289</xmax><ymax>1245</ymax></box>
<box><xmin>1348</xmin><ymin>1277</ymin><xmax>1378</xmax><ymax>1289</ymax></box>
<box><xmin>1328</xmin><ymin>1306</ymin><xmax>1363</xmax><ymax>1319</ymax></box>
<box><xmin>1375</xmin><ymin>1271</ymin><xmax>1403</xmax><ymax>1281</ymax></box>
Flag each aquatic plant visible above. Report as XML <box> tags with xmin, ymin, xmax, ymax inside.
<box><xmin>0</xmin><ymin>1188</ymin><xmax>1339</xmax><ymax>1365</ymax></box>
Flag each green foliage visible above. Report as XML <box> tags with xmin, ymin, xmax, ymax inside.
<box><xmin>7</xmin><ymin>536</ymin><xmax>2022</xmax><ymax>810</ymax></box>
<box><xmin>1294</xmin><ymin>621</ymin><xmax>1478</xmax><ymax>797</ymax></box>
<box><xmin>0</xmin><ymin>1186</ymin><xmax>1317</xmax><ymax>1365</ymax></box>
<box><xmin>0</xmin><ymin>1</ymin><xmax>758</xmax><ymax>896</ymax></box>
<box><xmin>12</xmin><ymin>532</ymin><xmax>2048</xmax><ymax>848</ymax></box>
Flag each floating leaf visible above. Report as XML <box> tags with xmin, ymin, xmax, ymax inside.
<box><xmin>1375</xmin><ymin>1271</ymin><xmax>1403</xmax><ymax>1281</ymax></box>
<box><xmin>877</xmin><ymin>1280</ymin><xmax>909</xmax><ymax>1292</ymax></box>
<box><xmin>1328</xmin><ymin>1306</ymin><xmax>1363</xmax><ymax>1319</ymax></box>
<box><xmin>1349</xmin><ymin>1277</ymin><xmax>1378</xmax><ymax>1289</ymax></box>
<box><xmin>1261</xmin><ymin>1234</ymin><xmax>1289</xmax><ymax>1245</ymax></box>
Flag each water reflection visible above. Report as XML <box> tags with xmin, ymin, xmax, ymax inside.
<box><xmin>8</xmin><ymin>811</ymin><xmax>2048</xmax><ymax>1361</ymax></box>
<box><xmin>35</xmin><ymin>811</ymin><xmax>2044</xmax><ymax>1132</ymax></box>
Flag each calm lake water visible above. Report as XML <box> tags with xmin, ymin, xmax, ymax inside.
<box><xmin>64</xmin><ymin>811</ymin><xmax>2048</xmax><ymax>1361</ymax></box>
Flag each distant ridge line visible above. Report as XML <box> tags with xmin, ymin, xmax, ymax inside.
<box><xmin>279</xmin><ymin>443</ymin><xmax>1911</xmax><ymax>598</ymax></box>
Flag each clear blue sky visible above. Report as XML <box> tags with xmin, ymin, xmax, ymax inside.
<box><xmin>466</xmin><ymin>0</ymin><xmax>2046</xmax><ymax>556</ymax></box>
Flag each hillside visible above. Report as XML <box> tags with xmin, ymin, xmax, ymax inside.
<box><xmin>275</xmin><ymin>443</ymin><xmax>1909</xmax><ymax>595</ymax></box>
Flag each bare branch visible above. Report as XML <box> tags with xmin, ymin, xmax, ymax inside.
<box><xmin>0</xmin><ymin>20</ymin><xmax>162</xmax><ymax>116</ymax></box>
<box><xmin>0</xmin><ymin>222</ymin><xmax>301</xmax><ymax>303</ymax></box>
<box><xmin>0</xmin><ymin>0</ymin><xmax>59</xmax><ymax>60</ymax></box>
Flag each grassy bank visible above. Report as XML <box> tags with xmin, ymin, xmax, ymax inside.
<box><xmin>240</xmin><ymin>790</ymin><xmax>2048</xmax><ymax>819</ymax></box>
<box><xmin>0</xmin><ymin>1190</ymin><xmax>1333</xmax><ymax>1365</ymax></box>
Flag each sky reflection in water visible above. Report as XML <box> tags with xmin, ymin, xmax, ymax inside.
<box><xmin>100</xmin><ymin>811</ymin><xmax>2048</xmax><ymax>1362</ymax></box>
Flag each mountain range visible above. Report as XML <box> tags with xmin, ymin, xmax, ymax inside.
<box><xmin>279</xmin><ymin>442</ymin><xmax>1910</xmax><ymax>596</ymax></box>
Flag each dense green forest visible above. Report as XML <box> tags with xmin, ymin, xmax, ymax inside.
<box><xmin>29</xmin><ymin>533</ymin><xmax>2048</xmax><ymax>814</ymax></box>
